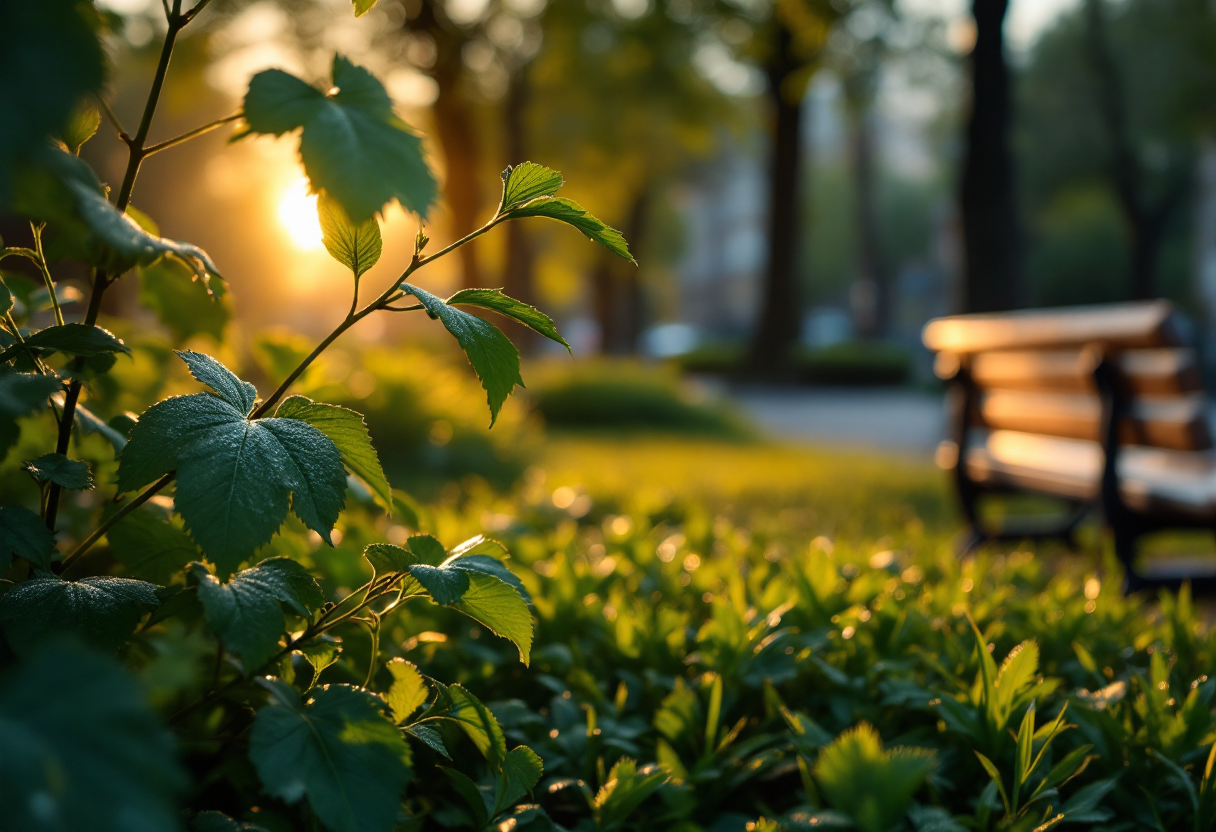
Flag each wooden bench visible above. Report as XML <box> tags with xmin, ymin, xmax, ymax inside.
<box><xmin>922</xmin><ymin>300</ymin><xmax>1216</xmax><ymax>592</ymax></box>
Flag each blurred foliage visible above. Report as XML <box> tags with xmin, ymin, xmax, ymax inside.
<box><xmin>526</xmin><ymin>360</ymin><xmax>750</xmax><ymax>438</ymax></box>
<box><xmin>1018</xmin><ymin>0</ymin><xmax>1216</xmax><ymax>306</ymax></box>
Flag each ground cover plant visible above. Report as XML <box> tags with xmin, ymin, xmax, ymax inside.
<box><xmin>0</xmin><ymin>2</ymin><xmax>631</xmax><ymax>830</ymax></box>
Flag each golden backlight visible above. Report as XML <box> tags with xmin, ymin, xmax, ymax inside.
<box><xmin>278</xmin><ymin>178</ymin><xmax>323</xmax><ymax>250</ymax></box>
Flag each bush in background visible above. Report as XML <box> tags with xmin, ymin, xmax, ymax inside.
<box><xmin>527</xmin><ymin>360</ymin><xmax>752</xmax><ymax>438</ymax></box>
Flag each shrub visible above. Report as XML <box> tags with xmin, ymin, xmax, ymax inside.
<box><xmin>528</xmin><ymin>361</ymin><xmax>752</xmax><ymax>437</ymax></box>
<box><xmin>793</xmin><ymin>341</ymin><xmax>913</xmax><ymax>386</ymax></box>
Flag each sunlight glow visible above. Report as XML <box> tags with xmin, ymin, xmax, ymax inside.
<box><xmin>278</xmin><ymin>179</ymin><xmax>323</xmax><ymax>249</ymax></box>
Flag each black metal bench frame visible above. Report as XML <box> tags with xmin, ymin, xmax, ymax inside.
<box><xmin>943</xmin><ymin>349</ymin><xmax>1216</xmax><ymax>593</ymax></box>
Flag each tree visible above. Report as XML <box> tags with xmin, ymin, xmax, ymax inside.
<box><xmin>1018</xmin><ymin>0</ymin><xmax>1216</xmax><ymax>303</ymax></box>
<box><xmin>959</xmin><ymin>0</ymin><xmax>1019</xmax><ymax>313</ymax></box>
<box><xmin>718</xmin><ymin>0</ymin><xmax>843</xmax><ymax>375</ymax></box>
<box><xmin>528</xmin><ymin>0</ymin><xmax>733</xmax><ymax>354</ymax></box>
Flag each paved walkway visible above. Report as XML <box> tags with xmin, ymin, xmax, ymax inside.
<box><xmin>728</xmin><ymin>387</ymin><xmax>946</xmax><ymax>455</ymax></box>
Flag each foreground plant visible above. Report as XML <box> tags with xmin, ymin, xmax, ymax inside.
<box><xmin>0</xmin><ymin>1</ymin><xmax>631</xmax><ymax>830</ymax></box>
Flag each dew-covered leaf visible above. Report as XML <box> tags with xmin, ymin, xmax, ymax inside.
<box><xmin>250</xmin><ymin>680</ymin><xmax>411</xmax><ymax>832</ymax></box>
<box><xmin>118</xmin><ymin>353</ymin><xmax>346</xmax><ymax>574</ymax></box>
<box><xmin>0</xmin><ymin>574</ymin><xmax>159</xmax><ymax>654</ymax></box>
<box><xmin>193</xmin><ymin>558</ymin><xmax>324</xmax><ymax>669</ymax></box>
<box><xmin>24</xmin><ymin>452</ymin><xmax>92</xmax><ymax>490</ymax></box>
<box><xmin>277</xmin><ymin>396</ymin><xmax>391</xmax><ymax>513</ymax></box>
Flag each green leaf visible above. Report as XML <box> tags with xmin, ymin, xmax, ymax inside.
<box><xmin>506</xmin><ymin>196</ymin><xmax>634</xmax><ymax>264</ymax></box>
<box><xmin>60</xmin><ymin>103</ymin><xmax>101</xmax><ymax>154</ymax></box>
<box><xmin>813</xmin><ymin>723</ymin><xmax>935</xmax><ymax>832</ymax></box>
<box><xmin>298</xmin><ymin>639</ymin><xmax>342</xmax><ymax>675</ymax></box>
<box><xmin>138</xmin><ymin>256</ymin><xmax>230</xmax><ymax>341</ymax></box>
<box><xmin>407</xmin><ymin>533</ymin><xmax>447</xmax><ymax>566</ymax></box>
<box><xmin>276</xmin><ymin>395</ymin><xmax>391</xmax><ymax>513</ymax></box>
<box><xmin>0</xmin><ymin>0</ymin><xmax>105</xmax><ymax>198</ymax></box>
<box><xmin>447</xmin><ymin>288</ymin><xmax>570</xmax><ymax>351</ymax></box>
<box><xmin>118</xmin><ymin>352</ymin><xmax>346</xmax><ymax>574</ymax></box>
<box><xmin>193</xmin><ymin>558</ymin><xmax>324</xmax><ymax>669</ymax></box>
<box><xmin>446</xmin><ymin>684</ymin><xmax>508</xmax><ymax>769</ymax></box>
<box><xmin>250</xmin><ymin>680</ymin><xmax>411</xmax><ymax>832</ymax></box>
<box><xmin>399</xmin><ymin>283</ymin><xmax>521</xmax><ymax>426</ymax></box>
<box><xmin>352</xmin><ymin>0</ymin><xmax>379</xmax><ymax>16</ymax></box>
<box><xmin>10</xmin><ymin>146</ymin><xmax>223</xmax><ymax>287</ymax></box>
<box><xmin>240</xmin><ymin>55</ymin><xmax>436</xmax><ymax>223</ymax></box>
<box><xmin>178</xmin><ymin>349</ymin><xmax>257</xmax><ymax>415</ymax></box>
<box><xmin>385</xmin><ymin>657</ymin><xmax>428</xmax><ymax>724</ymax></box>
<box><xmin>363</xmin><ymin>542</ymin><xmax>417</xmax><ymax>578</ymax></box>
<box><xmin>448</xmin><ymin>536</ymin><xmax>531</xmax><ymax>603</ymax></box>
<box><xmin>594</xmin><ymin>758</ymin><xmax>668</xmax><ymax>826</ymax></box>
<box><xmin>319</xmin><ymin>192</ymin><xmax>383</xmax><ymax>278</ymax></box>
<box><xmin>975</xmin><ymin>751</ymin><xmax>1011</xmax><ymax>817</ymax></box>
<box><xmin>0</xmin><ymin>643</ymin><xmax>186</xmax><ymax>832</ymax></box>
<box><xmin>74</xmin><ymin>401</ymin><xmax>129</xmax><ymax>451</ymax></box>
<box><xmin>405</xmin><ymin>723</ymin><xmax>450</xmax><ymax>758</ymax></box>
<box><xmin>107</xmin><ymin>510</ymin><xmax>197</xmax><ymax>584</ymax></box>
<box><xmin>0</xmin><ymin>371</ymin><xmax>60</xmax><ymax>456</ymax></box>
<box><xmin>0</xmin><ymin>322</ymin><xmax>129</xmax><ymax>364</ymax></box>
<box><xmin>0</xmin><ymin>574</ymin><xmax>159</xmax><ymax>654</ymax></box>
<box><xmin>442</xmin><ymin>766</ymin><xmax>491</xmax><ymax>829</ymax></box>
<box><xmin>451</xmin><ymin>572</ymin><xmax>533</xmax><ymax>664</ymax></box>
<box><xmin>24</xmin><ymin>452</ymin><xmax>92</xmax><ymax>491</ymax></box>
<box><xmin>0</xmin><ymin>505</ymin><xmax>54</xmax><ymax>571</ymax></box>
<box><xmin>496</xmin><ymin>746</ymin><xmax>545</xmax><ymax>814</ymax></box>
<box><xmin>499</xmin><ymin>162</ymin><xmax>564</xmax><ymax>213</ymax></box>
<box><xmin>192</xmin><ymin>811</ymin><xmax>271</xmax><ymax>832</ymax></box>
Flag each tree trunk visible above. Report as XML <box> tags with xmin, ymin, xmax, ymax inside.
<box><xmin>1083</xmin><ymin>0</ymin><xmax>1177</xmax><ymax>300</ymax></box>
<box><xmin>594</xmin><ymin>189</ymin><xmax>650</xmax><ymax>355</ymax></box>
<box><xmin>959</xmin><ymin>0</ymin><xmax>1020</xmax><ymax>313</ymax></box>
<box><xmin>746</xmin><ymin>25</ymin><xmax>804</xmax><ymax>377</ymax></box>
<box><xmin>500</xmin><ymin>65</ymin><xmax>541</xmax><ymax>351</ymax></box>
<box><xmin>849</xmin><ymin>98</ymin><xmax>886</xmax><ymax>338</ymax></box>
<box><xmin>410</xmin><ymin>1</ymin><xmax>483</xmax><ymax>289</ymax></box>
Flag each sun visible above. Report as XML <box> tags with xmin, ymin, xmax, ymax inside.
<box><xmin>278</xmin><ymin>178</ymin><xmax>323</xmax><ymax>249</ymax></box>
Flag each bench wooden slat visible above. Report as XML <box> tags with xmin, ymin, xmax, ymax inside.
<box><xmin>923</xmin><ymin>300</ymin><xmax>1178</xmax><ymax>354</ymax></box>
<box><xmin>961</xmin><ymin>348</ymin><xmax>1203</xmax><ymax>396</ymax></box>
<box><xmin>961</xmin><ymin>430</ymin><xmax>1216</xmax><ymax>518</ymax></box>
<box><xmin>975</xmin><ymin>390</ymin><xmax>1212</xmax><ymax>451</ymax></box>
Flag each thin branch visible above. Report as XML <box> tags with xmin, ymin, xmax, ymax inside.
<box><xmin>58</xmin><ymin>473</ymin><xmax>174</xmax><ymax>574</ymax></box>
<box><xmin>46</xmin><ymin>11</ymin><xmax>186</xmax><ymax>532</ymax></box>
<box><xmin>94</xmin><ymin>94</ymin><xmax>132</xmax><ymax>144</ymax></box>
<box><xmin>382</xmin><ymin>303</ymin><xmax>424</xmax><ymax>312</ymax></box>
<box><xmin>30</xmin><ymin>224</ymin><xmax>64</xmax><ymax>327</ymax></box>
<box><xmin>142</xmin><ymin>111</ymin><xmax>242</xmax><ymax>157</ymax></box>
<box><xmin>182</xmin><ymin>0</ymin><xmax>214</xmax><ymax>23</ymax></box>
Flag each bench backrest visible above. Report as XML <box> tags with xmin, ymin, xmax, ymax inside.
<box><xmin>922</xmin><ymin>301</ymin><xmax>1211</xmax><ymax>452</ymax></box>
